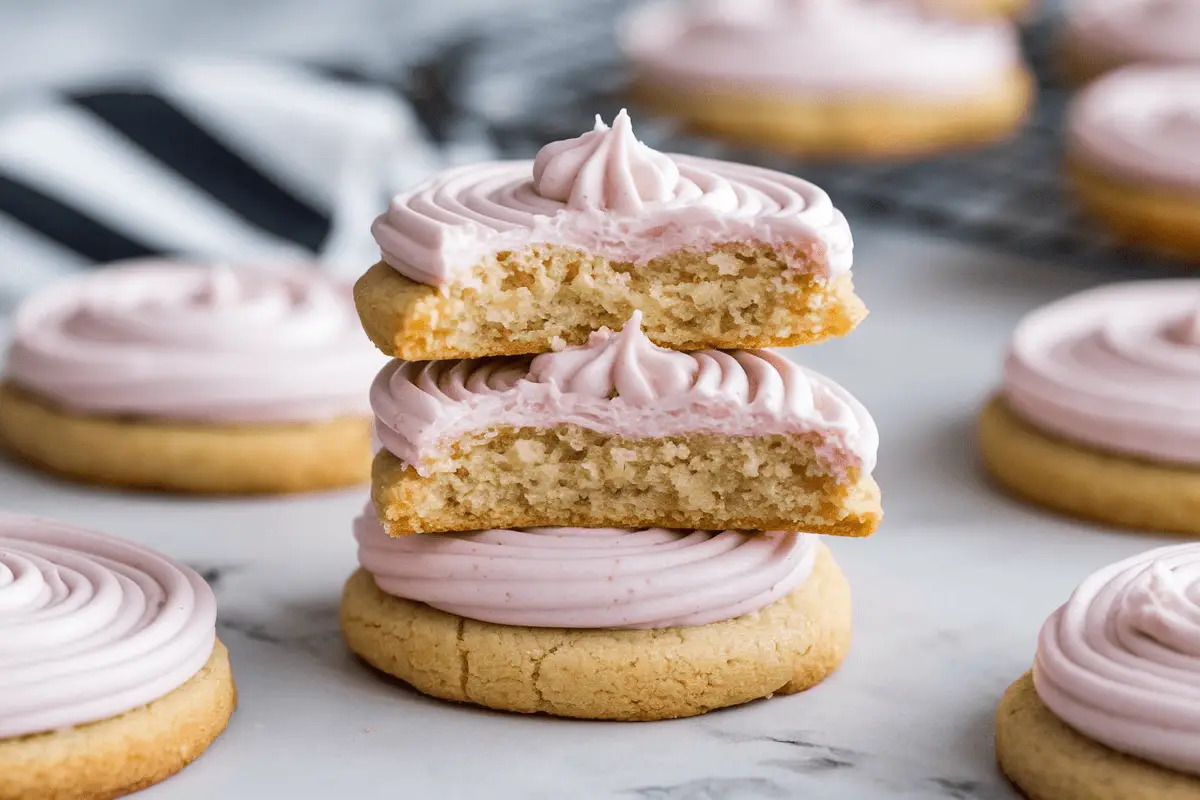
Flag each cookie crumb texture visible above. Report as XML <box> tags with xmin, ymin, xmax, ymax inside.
<box><xmin>0</xmin><ymin>382</ymin><xmax>372</xmax><ymax>495</ymax></box>
<box><xmin>354</xmin><ymin>245</ymin><xmax>866</xmax><ymax>360</ymax></box>
<box><xmin>996</xmin><ymin>671</ymin><xmax>1200</xmax><ymax>800</ymax></box>
<box><xmin>1067</xmin><ymin>159</ymin><xmax>1200</xmax><ymax>263</ymax></box>
<box><xmin>372</xmin><ymin>426</ymin><xmax>882</xmax><ymax>536</ymax></box>
<box><xmin>631</xmin><ymin>68</ymin><xmax>1033</xmax><ymax>159</ymax></box>
<box><xmin>978</xmin><ymin>396</ymin><xmax>1200</xmax><ymax>535</ymax></box>
<box><xmin>0</xmin><ymin>641</ymin><xmax>236</xmax><ymax>800</ymax></box>
<box><xmin>341</xmin><ymin>543</ymin><xmax>851</xmax><ymax>721</ymax></box>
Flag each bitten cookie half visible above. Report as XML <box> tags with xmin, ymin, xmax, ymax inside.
<box><xmin>997</xmin><ymin>672</ymin><xmax>1200</xmax><ymax>800</ymax></box>
<box><xmin>0</xmin><ymin>382</ymin><xmax>372</xmax><ymax>495</ymax></box>
<box><xmin>0</xmin><ymin>643</ymin><xmax>236</xmax><ymax>800</ymax></box>
<box><xmin>369</xmin><ymin>313</ymin><xmax>881</xmax><ymax>537</ymax></box>
<box><xmin>367</xmin><ymin>110</ymin><xmax>862</xmax><ymax>359</ymax></box>
<box><xmin>341</xmin><ymin>542</ymin><xmax>851</xmax><ymax>721</ymax></box>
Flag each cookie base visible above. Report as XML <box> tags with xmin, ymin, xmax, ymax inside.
<box><xmin>928</xmin><ymin>0</ymin><xmax>1036</xmax><ymax>20</ymax></box>
<box><xmin>355</xmin><ymin>246</ymin><xmax>866</xmax><ymax>361</ymax></box>
<box><xmin>0</xmin><ymin>382</ymin><xmax>372</xmax><ymax>495</ymax></box>
<box><xmin>978</xmin><ymin>396</ymin><xmax>1200</xmax><ymax>536</ymax></box>
<box><xmin>341</xmin><ymin>543</ymin><xmax>851</xmax><ymax>721</ymax></box>
<box><xmin>371</xmin><ymin>427</ymin><xmax>882</xmax><ymax>537</ymax></box>
<box><xmin>0</xmin><ymin>640</ymin><xmax>236</xmax><ymax>800</ymax></box>
<box><xmin>1067</xmin><ymin>158</ymin><xmax>1200</xmax><ymax>264</ymax></box>
<box><xmin>631</xmin><ymin>68</ymin><xmax>1033</xmax><ymax>160</ymax></box>
<box><xmin>996</xmin><ymin>671</ymin><xmax>1200</xmax><ymax>800</ymax></box>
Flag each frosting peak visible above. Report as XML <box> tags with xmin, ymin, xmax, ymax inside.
<box><xmin>1034</xmin><ymin>543</ymin><xmax>1200</xmax><ymax>776</ymax></box>
<box><xmin>531</xmin><ymin>110</ymin><xmax>681</xmax><ymax>214</ymax></box>
<box><xmin>527</xmin><ymin>311</ymin><xmax>699</xmax><ymax>403</ymax></box>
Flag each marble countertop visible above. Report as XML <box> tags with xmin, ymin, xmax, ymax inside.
<box><xmin>0</xmin><ymin>226</ymin><xmax>1176</xmax><ymax>799</ymax></box>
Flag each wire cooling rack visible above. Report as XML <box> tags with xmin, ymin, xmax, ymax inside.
<box><xmin>418</xmin><ymin>0</ymin><xmax>1188</xmax><ymax>277</ymax></box>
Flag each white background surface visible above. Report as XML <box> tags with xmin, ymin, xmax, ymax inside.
<box><xmin>0</xmin><ymin>226</ymin><xmax>1179</xmax><ymax>799</ymax></box>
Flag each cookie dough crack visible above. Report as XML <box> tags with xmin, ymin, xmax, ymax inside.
<box><xmin>456</xmin><ymin>618</ymin><xmax>469</xmax><ymax>701</ymax></box>
<box><xmin>530</xmin><ymin>642</ymin><xmax>564</xmax><ymax>713</ymax></box>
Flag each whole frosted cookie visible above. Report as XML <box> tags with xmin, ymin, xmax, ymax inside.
<box><xmin>341</xmin><ymin>510</ymin><xmax>851</xmax><ymax>720</ymax></box>
<box><xmin>1061</xmin><ymin>0</ymin><xmax>1200</xmax><ymax>83</ymax></box>
<box><xmin>1066</xmin><ymin>66</ymin><xmax>1200</xmax><ymax>263</ymax></box>
<box><xmin>370</xmin><ymin>311</ymin><xmax>881</xmax><ymax>536</ymax></box>
<box><xmin>0</xmin><ymin>260</ymin><xmax>384</xmax><ymax>494</ymax></box>
<box><xmin>978</xmin><ymin>280</ymin><xmax>1200</xmax><ymax>535</ymax></box>
<box><xmin>0</xmin><ymin>514</ymin><xmax>235</xmax><ymax>800</ymax></box>
<box><xmin>359</xmin><ymin>109</ymin><xmax>865</xmax><ymax>361</ymax></box>
<box><xmin>997</xmin><ymin>543</ymin><xmax>1200</xmax><ymax>799</ymax></box>
<box><xmin>620</xmin><ymin>0</ymin><xmax>1033</xmax><ymax>158</ymax></box>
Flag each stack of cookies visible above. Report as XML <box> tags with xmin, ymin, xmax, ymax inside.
<box><xmin>340</xmin><ymin>110</ymin><xmax>883</xmax><ymax>720</ymax></box>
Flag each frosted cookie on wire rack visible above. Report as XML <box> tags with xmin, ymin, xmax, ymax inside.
<box><xmin>620</xmin><ymin>0</ymin><xmax>1033</xmax><ymax>159</ymax></box>
<box><xmin>997</xmin><ymin>543</ymin><xmax>1200</xmax><ymax>799</ymax></box>
<box><xmin>1065</xmin><ymin>66</ymin><xmax>1200</xmax><ymax>263</ymax></box>
<box><xmin>0</xmin><ymin>260</ymin><xmax>383</xmax><ymax>494</ymax></box>
<box><xmin>341</xmin><ymin>509</ymin><xmax>851</xmax><ymax>721</ymax></box>
<box><xmin>0</xmin><ymin>514</ymin><xmax>235</xmax><ymax>800</ymax></box>
<box><xmin>370</xmin><ymin>311</ymin><xmax>881</xmax><ymax>536</ymax></box>
<box><xmin>356</xmin><ymin>110</ymin><xmax>865</xmax><ymax>361</ymax></box>
<box><xmin>979</xmin><ymin>280</ymin><xmax>1200</xmax><ymax>535</ymax></box>
<box><xmin>1060</xmin><ymin>0</ymin><xmax>1200</xmax><ymax>84</ymax></box>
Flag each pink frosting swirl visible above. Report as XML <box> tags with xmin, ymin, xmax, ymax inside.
<box><xmin>371</xmin><ymin>112</ymin><xmax>851</xmax><ymax>286</ymax></box>
<box><xmin>0</xmin><ymin>514</ymin><xmax>216</xmax><ymax>738</ymax></box>
<box><xmin>353</xmin><ymin>507</ymin><xmax>817</xmax><ymax>628</ymax></box>
<box><xmin>621</xmin><ymin>0</ymin><xmax>1021</xmax><ymax>97</ymax></box>
<box><xmin>1068</xmin><ymin>66</ymin><xmax>1200</xmax><ymax>192</ymax></box>
<box><xmin>531</xmin><ymin>109</ymin><xmax>681</xmax><ymax>213</ymax></box>
<box><xmin>372</xmin><ymin>312</ymin><xmax>877</xmax><ymax>479</ymax></box>
<box><xmin>5</xmin><ymin>260</ymin><xmax>385</xmax><ymax>423</ymax></box>
<box><xmin>1066</xmin><ymin>0</ymin><xmax>1200</xmax><ymax>69</ymax></box>
<box><xmin>1034</xmin><ymin>542</ymin><xmax>1200</xmax><ymax>776</ymax></box>
<box><xmin>1003</xmin><ymin>280</ymin><xmax>1200</xmax><ymax>465</ymax></box>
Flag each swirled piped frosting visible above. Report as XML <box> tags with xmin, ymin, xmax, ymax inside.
<box><xmin>1034</xmin><ymin>543</ymin><xmax>1200</xmax><ymax>775</ymax></box>
<box><xmin>1003</xmin><ymin>280</ymin><xmax>1200</xmax><ymax>465</ymax></box>
<box><xmin>370</xmin><ymin>111</ymin><xmax>851</xmax><ymax>286</ymax></box>
<box><xmin>5</xmin><ymin>260</ymin><xmax>386</xmax><ymax>423</ymax></box>
<box><xmin>371</xmin><ymin>311</ymin><xmax>878</xmax><ymax>479</ymax></box>
<box><xmin>1066</xmin><ymin>0</ymin><xmax>1200</xmax><ymax>70</ymax></box>
<box><xmin>0</xmin><ymin>514</ymin><xmax>216</xmax><ymax>738</ymax></box>
<box><xmin>621</xmin><ymin>0</ymin><xmax>1021</xmax><ymax>97</ymax></box>
<box><xmin>353</xmin><ymin>507</ymin><xmax>817</xmax><ymax>628</ymax></box>
<box><xmin>1068</xmin><ymin>66</ymin><xmax>1200</xmax><ymax>192</ymax></box>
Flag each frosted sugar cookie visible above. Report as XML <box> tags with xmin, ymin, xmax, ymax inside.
<box><xmin>341</xmin><ymin>510</ymin><xmax>850</xmax><ymax>721</ymax></box>
<box><xmin>1061</xmin><ymin>0</ymin><xmax>1200</xmax><ymax>83</ymax></box>
<box><xmin>0</xmin><ymin>514</ymin><xmax>235</xmax><ymax>800</ymax></box>
<box><xmin>371</xmin><ymin>311</ymin><xmax>881</xmax><ymax>536</ymax></box>
<box><xmin>0</xmin><ymin>260</ymin><xmax>383</xmax><ymax>493</ymax></box>
<box><xmin>358</xmin><ymin>110</ymin><xmax>864</xmax><ymax>360</ymax></box>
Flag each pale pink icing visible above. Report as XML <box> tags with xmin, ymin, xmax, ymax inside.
<box><xmin>1003</xmin><ymin>280</ymin><xmax>1200</xmax><ymax>465</ymax></box>
<box><xmin>1034</xmin><ymin>542</ymin><xmax>1200</xmax><ymax>776</ymax></box>
<box><xmin>1068</xmin><ymin>66</ymin><xmax>1200</xmax><ymax>193</ymax></box>
<box><xmin>371</xmin><ymin>111</ymin><xmax>852</xmax><ymax>287</ymax></box>
<box><xmin>371</xmin><ymin>311</ymin><xmax>878</xmax><ymax>479</ymax></box>
<box><xmin>0</xmin><ymin>514</ymin><xmax>216</xmax><ymax>738</ymax></box>
<box><xmin>621</xmin><ymin>0</ymin><xmax>1022</xmax><ymax>97</ymax></box>
<box><xmin>353</xmin><ymin>507</ymin><xmax>817</xmax><ymax>629</ymax></box>
<box><xmin>5</xmin><ymin>260</ymin><xmax>386</xmax><ymax>423</ymax></box>
<box><xmin>1065</xmin><ymin>0</ymin><xmax>1200</xmax><ymax>69</ymax></box>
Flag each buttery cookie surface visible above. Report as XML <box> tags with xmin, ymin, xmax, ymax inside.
<box><xmin>342</xmin><ymin>516</ymin><xmax>851</xmax><ymax>721</ymax></box>
<box><xmin>0</xmin><ymin>514</ymin><xmax>236</xmax><ymax>800</ymax></box>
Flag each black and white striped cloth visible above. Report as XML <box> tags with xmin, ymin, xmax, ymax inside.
<box><xmin>0</xmin><ymin>59</ymin><xmax>442</xmax><ymax>304</ymax></box>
